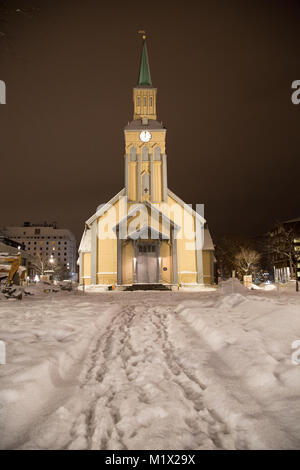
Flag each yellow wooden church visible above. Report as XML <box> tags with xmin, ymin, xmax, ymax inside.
<box><xmin>78</xmin><ymin>36</ymin><xmax>214</xmax><ymax>289</ymax></box>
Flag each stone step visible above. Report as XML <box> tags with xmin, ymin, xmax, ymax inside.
<box><xmin>125</xmin><ymin>284</ymin><xmax>171</xmax><ymax>291</ymax></box>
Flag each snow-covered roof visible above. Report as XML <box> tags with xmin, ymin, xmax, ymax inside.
<box><xmin>203</xmin><ymin>228</ymin><xmax>214</xmax><ymax>250</ymax></box>
<box><xmin>79</xmin><ymin>227</ymin><xmax>91</xmax><ymax>252</ymax></box>
<box><xmin>167</xmin><ymin>189</ymin><xmax>206</xmax><ymax>225</ymax></box>
<box><xmin>82</xmin><ymin>187</ymin><xmax>214</xmax><ymax>251</ymax></box>
<box><xmin>86</xmin><ymin>188</ymin><xmax>126</xmax><ymax>226</ymax></box>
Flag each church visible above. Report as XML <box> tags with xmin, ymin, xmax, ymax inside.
<box><xmin>78</xmin><ymin>35</ymin><xmax>215</xmax><ymax>290</ymax></box>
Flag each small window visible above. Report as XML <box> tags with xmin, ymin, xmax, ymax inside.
<box><xmin>137</xmin><ymin>96</ymin><xmax>140</xmax><ymax>107</ymax></box>
<box><xmin>150</xmin><ymin>97</ymin><xmax>153</xmax><ymax>107</ymax></box>
<box><xmin>35</xmin><ymin>229</ymin><xmax>40</xmax><ymax>235</ymax></box>
<box><xmin>130</xmin><ymin>146</ymin><xmax>137</xmax><ymax>162</ymax></box>
<box><xmin>154</xmin><ymin>147</ymin><xmax>161</xmax><ymax>161</ymax></box>
<box><xmin>144</xmin><ymin>97</ymin><xmax>146</xmax><ymax>106</ymax></box>
<box><xmin>142</xmin><ymin>147</ymin><xmax>149</xmax><ymax>161</ymax></box>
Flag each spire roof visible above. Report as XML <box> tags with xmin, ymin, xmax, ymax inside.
<box><xmin>138</xmin><ymin>37</ymin><xmax>152</xmax><ymax>87</ymax></box>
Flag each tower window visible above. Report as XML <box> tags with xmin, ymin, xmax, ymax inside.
<box><xmin>150</xmin><ymin>97</ymin><xmax>153</xmax><ymax>107</ymax></box>
<box><xmin>154</xmin><ymin>147</ymin><xmax>161</xmax><ymax>161</ymax></box>
<box><xmin>137</xmin><ymin>96</ymin><xmax>140</xmax><ymax>107</ymax></box>
<box><xmin>142</xmin><ymin>147</ymin><xmax>149</xmax><ymax>161</ymax></box>
<box><xmin>130</xmin><ymin>146</ymin><xmax>137</xmax><ymax>161</ymax></box>
<box><xmin>144</xmin><ymin>97</ymin><xmax>147</xmax><ymax>106</ymax></box>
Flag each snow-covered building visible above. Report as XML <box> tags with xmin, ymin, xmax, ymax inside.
<box><xmin>78</xmin><ymin>36</ymin><xmax>215</xmax><ymax>289</ymax></box>
<box><xmin>1</xmin><ymin>222</ymin><xmax>77</xmax><ymax>277</ymax></box>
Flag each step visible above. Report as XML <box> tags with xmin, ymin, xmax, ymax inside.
<box><xmin>125</xmin><ymin>284</ymin><xmax>171</xmax><ymax>291</ymax></box>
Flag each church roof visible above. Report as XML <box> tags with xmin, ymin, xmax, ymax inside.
<box><xmin>78</xmin><ymin>226</ymin><xmax>91</xmax><ymax>252</ymax></box>
<box><xmin>138</xmin><ymin>38</ymin><xmax>152</xmax><ymax>87</ymax></box>
<box><xmin>124</xmin><ymin>119</ymin><xmax>165</xmax><ymax>130</ymax></box>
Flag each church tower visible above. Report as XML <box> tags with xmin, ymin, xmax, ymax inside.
<box><xmin>124</xmin><ymin>35</ymin><xmax>168</xmax><ymax>204</ymax></box>
<box><xmin>78</xmin><ymin>33</ymin><xmax>215</xmax><ymax>290</ymax></box>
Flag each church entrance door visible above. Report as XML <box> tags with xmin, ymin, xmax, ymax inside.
<box><xmin>136</xmin><ymin>242</ymin><xmax>159</xmax><ymax>284</ymax></box>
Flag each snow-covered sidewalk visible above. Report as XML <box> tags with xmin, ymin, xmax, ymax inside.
<box><xmin>1</xmin><ymin>286</ymin><xmax>300</xmax><ymax>449</ymax></box>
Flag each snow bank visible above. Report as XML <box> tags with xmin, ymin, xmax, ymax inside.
<box><xmin>218</xmin><ymin>278</ymin><xmax>249</xmax><ymax>295</ymax></box>
<box><xmin>175</xmin><ymin>290</ymin><xmax>300</xmax><ymax>448</ymax></box>
<box><xmin>1</xmin><ymin>286</ymin><xmax>300</xmax><ymax>449</ymax></box>
<box><xmin>0</xmin><ymin>288</ymin><xmax>121</xmax><ymax>449</ymax></box>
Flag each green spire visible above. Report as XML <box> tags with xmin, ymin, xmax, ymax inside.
<box><xmin>138</xmin><ymin>38</ymin><xmax>152</xmax><ymax>86</ymax></box>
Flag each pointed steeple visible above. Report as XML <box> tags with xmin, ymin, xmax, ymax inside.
<box><xmin>133</xmin><ymin>33</ymin><xmax>157</xmax><ymax>120</ymax></box>
<box><xmin>138</xmin><ymin>35</ymin><xmax>152</xmax><ymax>87</ymax></box>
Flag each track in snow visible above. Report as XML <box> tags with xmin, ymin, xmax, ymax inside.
<box><xmin>18</xmin><ymin>296</ymin><xmax>283</xmax><ymax>450</ymax></box>
<box><xmin>29</xmin><ymin>299</ymin><xmax>233</xmax><ymax>450</ymax></box>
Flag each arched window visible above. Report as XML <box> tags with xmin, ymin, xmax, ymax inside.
<box><xmin>130</xmin><ymin>146</ymin><xmax>137</xmax><ymax>161</ymax></box>
<box><xmin>142</xmin><ymin>173</ymin><xmax>150</xmax><ymax>195</ymax></box>
<box><xmin>154</xmin><ymin>146</ymin><xmax>161</xmax><ymax>161</ymax></box>
<box><xmin>142</xmin><ymin>147</ymin><xmax>149</xmax><ymax>161</ymax></box>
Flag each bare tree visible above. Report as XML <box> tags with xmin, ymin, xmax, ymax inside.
<box><xmin>31</xmin><ymin>254</ymin><xmax>65</xmax><ymax>280</ymax></box>
<box><xmin>234</xmin><ymin>248</ymin><xmax>261</xmax><ymax>279</ymax></box>
<box><xmin>216</xmin><ymin>235</ymin><xmax>259</xmax><ymax>279</ymax></box>
<box><xmin>30</xmin><ymin>254</ymin><xmax>49</xmax><ymax>275</ymax></box>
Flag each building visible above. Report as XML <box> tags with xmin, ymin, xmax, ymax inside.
<box><xmin>269</xmin><ymin>217</ymin><xmax>300</xmax><ymax>283</ymax></box>
<box><xmin>1</xmin><ymin>222</ymin><xmax>77</xmax><ymax>278</ymax></box>
<box><xmin>78</xmin><ymin>36</ymin><xmax>214</xmax><ymax>289</ymax></box>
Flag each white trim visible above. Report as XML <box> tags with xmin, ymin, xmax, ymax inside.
<box><xmin>179</xmin><ymin>271</ymin><xmax>197</xmax><ymax>274</ymax></box>
<box><xmin>97</xmin><ymin>272</ymin><xmax>117</xmax><ymax>275</ymax></box>
<box><xmin>81</xmin><ymin>276</ymin><xmax>91</xmax><ymax>279</ymax></box>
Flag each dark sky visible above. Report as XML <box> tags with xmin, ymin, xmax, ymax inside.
<box><xmin>1</xmin><ymin>0</ymin><xmax>300</xmax><ymax>244</ymax></box>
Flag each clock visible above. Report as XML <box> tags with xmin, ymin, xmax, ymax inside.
<box><xmin>139</xmin><ymin>130</ymin><xmax>151</xmax><ymax>142</ymax></box>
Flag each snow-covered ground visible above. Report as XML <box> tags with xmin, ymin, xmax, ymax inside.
<box><xmin>1</xmin><ymin>282</ymin><xmax>300</xmax><ymax>450</ymax></box>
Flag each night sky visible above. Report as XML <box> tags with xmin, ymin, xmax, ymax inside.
<box><xmin>1</xmin><ymin>0</ymin><xmax>300</xmax><ymax>245</ymax></box>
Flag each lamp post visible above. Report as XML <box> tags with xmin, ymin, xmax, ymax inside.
<box><xmin>49</xmin><ymin>255</ymin><xmax>55</xmax><ymax>282</ymax></box>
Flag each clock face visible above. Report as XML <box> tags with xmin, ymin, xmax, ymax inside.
<box><xmin>139</xmin><ymin>130</ymin><xmax>151</xmax><ymax>142</ymax></box>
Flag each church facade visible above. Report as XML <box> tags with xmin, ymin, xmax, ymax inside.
<box><xmin>78</xmin><ymin>37</ymin><xmax>214</xmax><ymax>289</ymax></box>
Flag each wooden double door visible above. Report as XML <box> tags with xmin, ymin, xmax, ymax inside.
<box><xmin>136</xmin><ymin>242</ymin><xmax>159</xmax><ymax>284</ymax></box>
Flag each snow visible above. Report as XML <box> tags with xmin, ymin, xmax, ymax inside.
<box><xmin>1</xmin><ymin>283</ymin><xmax>300</xmax><ymax>449</ymax></box>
